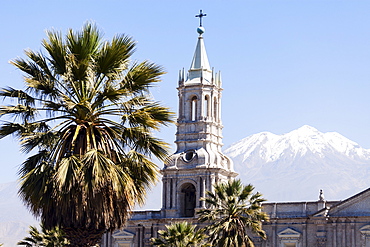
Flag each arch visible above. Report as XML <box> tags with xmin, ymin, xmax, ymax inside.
<box><xmin>191</xmin><ymin>96</ymin><xmax>197</xmax><ymax>121</ymax></box>
<box><xmin>203</xmin><ymin>95</ymin><xmax>210</xmax><ymax>117</ymax></box>
<box><xmin>179</xmin><ymin>183</ymin><xmax>196</xmax><ymax>217</ymax></box>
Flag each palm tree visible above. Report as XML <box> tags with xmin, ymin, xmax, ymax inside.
<box><xmin>197</xmin><ymin>179</ymin><xmax>269</xmax><ymax>247</ymax></box>
<box><xmin>150</xmin><ymin>221</ymin><xmax>209</xmax><ymax>247</ymax></box>
<box><xmin>0</xmin><ymin>23</ymin><xmax>173</xmax><ymax>246</ymax></box>
<box><xmin>17</xmin><ymin>224</ymin><xmax>69</xmax><ymax>247</ymax></box>
<box><xmin>17</xmin><ymin>225</ymin><xmax>42</xmax><ymax>246</ymax></box>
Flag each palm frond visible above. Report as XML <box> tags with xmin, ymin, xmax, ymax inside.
<box><xmin>43</xmin><ymin>29</ymin><xmax>66</xmax><ymax>75</ymax></box>
<box><xmin>18</xmin><ymin>150</ymin><xmax>50</xmax><ymax>177</ymax></box>
<box><xmin>0</xmin><ymin>87</ymin><xmax>35</xmax><ymax>106</ymax></box>
<box><xmin>121</xmin><ymin>60</ymin><xmax>165</xmax><ymax>94</ymax></box>
<box><xmin>0</xmin><ymin>104</ymin><xmax>37</xmax><ymax>122</ymax></box>
<box><xmin>95</xmin><ymin>34</ymin><xmax>135</xmax><ymax>79</ymax></box>
<box><xmin>20</xmin><ymin>131</ymin><xmax>58</xmax><ymax>153</ymax></box>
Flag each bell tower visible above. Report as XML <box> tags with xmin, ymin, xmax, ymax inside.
<box><xmin>161</xmin><ymin>11</ymin><xmax>237</xmax><ymax>218</ymax></box>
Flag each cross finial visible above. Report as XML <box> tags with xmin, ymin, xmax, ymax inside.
<box><xmin>195</xmin><ymin>10</ymin><xmax>207</xmax><ymax>27</ymax></box>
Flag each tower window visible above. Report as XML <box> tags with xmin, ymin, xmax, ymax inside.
<box><xmin>204</xmin><ymin>95</ymin><xmax>209</xmax><ymax>117</ymax></box>
<box><xmin>191</xmin><ymin>96</ymin><xmax>197</xmax><ymax>121</ymax></box>
<box><xmin>183</xmin><ymin>150</ymin><xmax>196</xmax><ymax>162</ymax></box>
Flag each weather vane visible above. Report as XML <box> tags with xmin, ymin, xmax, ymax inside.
<box><xmin>195</xmin><ymin>10</ymin><xmax>207</xmax><ymax>27</ymax></box>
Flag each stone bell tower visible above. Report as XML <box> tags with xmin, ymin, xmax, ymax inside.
<box><xmin>161</xmin><ymin>11</ymin><xmax>237</xmax><ymax>218</ymax></box>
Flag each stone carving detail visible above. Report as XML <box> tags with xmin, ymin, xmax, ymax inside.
<box><xmin>278</xmin><ymin>228</ymin><xmax>301</xmax><ymax>246</ymax></box>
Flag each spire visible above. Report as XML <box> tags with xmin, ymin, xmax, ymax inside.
<box><xmin>187</xmin><ymin>10</ymin><xmax>212</xmax><ymax>84</ymax></box>
<box><xmin>190</xmin><ymin>34</ymin><xmax>211</xmax><ymax>71</ymax></box>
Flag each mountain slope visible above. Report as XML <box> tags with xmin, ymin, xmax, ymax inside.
<box><xmin>225</xmin><ymin>125</ymin><xmax>370</xmax><ymax>202</ymax></box>
<box><xmin>0</xmin><ymin>182</ymin><xmax>38</xmax><ymax>246</ymax></box>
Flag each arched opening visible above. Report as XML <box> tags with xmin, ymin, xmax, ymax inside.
<box><xmin>180</xmin><ymin>183</ymin><xmax>196</xmax><ymax>217</ymax></box>
<box><xmin>191</xmin><ymin>96</ymin><xmax>197</xmax><ymax>121</ymax></box>
<box><xmin>204</xmin><ymin>95</ymin><xmax>209</xmax><ymax>117</ymax></box>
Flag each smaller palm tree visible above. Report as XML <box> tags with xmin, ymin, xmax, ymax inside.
<box><xmin>17</xmin><ymin>223</ymin><xmax>69</xmax><ymax>247</ymax></box>
<box><xmin>151</xmin><ymin>221</ymin><xmax>209</xmax><ymax>247</ymax></box>
<box><xmin>197</xmin><ymin>179</ymin><xmax>269</xmax><ymax>247</ymax></box>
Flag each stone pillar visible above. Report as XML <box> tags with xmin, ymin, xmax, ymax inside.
<box><xmin>315</xmin><ymin>221</ymin><xmax>327</xmax><ymax>247</ymax></box>
<box><xmin>332</xmin><ymin>221</ymin><xmax>337</xmax><ymax>247</ymax></box>
<box><xmin>210</xmin><ymin>175</ymin><xmax>215</xmax><ymax>193</ymax></box>
<box><xmin>172</xmin><ymin>178</ymin><xmax>177</xmax><ymax>208</ymax></box>
<box><xmin>201</xmin><ymin>177</ymin><xmax>206</xmax><ymax>208</ymax></box>
<box><xmin>166</xmin><ymin>179</ymin><xmax>171</xmax><ymax>209</ymax></box>
<box><xmin>106</xmin><ymin>232</ymin><xmax>112</xmax><ymax>247</ymax></box>
<box><xmin>341</xmin><ymin>219</ymin><xmax>346</xmax><ymax>246</ymax></box>
<box><xmin>162</xmin><ymin>179</ymin><xmax>167</xmax><ymax>209</ymax></box>
<box><xmin>302</xmin><ymin>222</ymin><xmax>307</xmax><ymax>247</ymax></box>
<box><xmin>351</xmin><ymin>221</ymin><xmax>355</xmax><ymax>247</ymax></box>
<box><xmin>142</xmin><ymin>223</ymin><xmax>153</xmax><ymax>247</ymax></box>
<box><xmin>196</xmin><ymin>177</ymin><xmax>200</xmax><ymax>207</ymax></box>
<box><xmin>134</xmin><ymin>226</ymin><xmax>140</xmax><ymax>247</ymax></box>
<box><xmin>179</xmin><ymin>94</ymin><xmax>183</xmax><ymax>119</ymax></box>
<box><xmin>272</xmin><ymin>220</ymin><xmax>277</xmax><ymax>247</ymax></box>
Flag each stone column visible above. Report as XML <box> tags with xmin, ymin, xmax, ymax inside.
<box><xmin>143</xmin><ymin>223</ymin><xmax>153</xmax><ymax>247</ymax></box>
<box><xmin>166</xmin><ymin>179</ymin><xmax>171</xmax><ymax>209</ymax></box>
<box><xmin>332</xmin><ymin>221</ymin><xmax>337</xmax><ymax>247</ymax></box>
<box><xmin>217</xmin><ymin>92</ymin><xmax>221</xmax><ymax>123</ymax></box>
<box><xmin>302</xmin><ymin>222</ymin><xmax>307</xmax><ymax>247</ymax></box>
<box><xmin>351</xmin><ymin>221</ymin><xmax>355</xmax><ymax>247</ymax></box>
<box><xmin>106</xmin><ymin>231</ymin><xmax>112</xmax><ymax>247</ymax></box>
<box><xmin>162</xmin><ymin>179</ymin><xmax>167</xmax><ymax>209</ymax></box>
<box><xmin>135</xmin><ymin>226</ymin><xmax>141</xmax><ymax>247</ymax></box>
<box><xmin>315</xmin><ymin>220</ymin><xmax>327</xmax><ymax>247</ymax></box>
<box><xmin>102</xmin><ymin>232</ymin><xmax>107</xmax><ymax>247</ymax></box>
<box><xmin>201</xmin><ymin>177</ymin><xmax>206</xmax><ymax>208</ymax></box>
<box><xmin>179</xmin><ymin>94</ymin><xmax>183</xmax><ymax>119</ymax></box>
<box><xmin>210</xmin><ymin>175</ymin><xmax>215</xmax><ymax>193</ymax></box>
<box><xmin>342</xmin><ymin>219</ymin><xmax>346</xmax><ymax>246</ymax></box>
<box><xmin>272</xmin><ymin>220</ymin><xmax>277</xmax><ymax>247</ymax></box>
<box><xmin>172</xmin><ymin>178</ymin><xmax>177</xmax><ymax>208</ymax></box>
<box><xmin>196</xmin><ymin>177</ymin><xmax>200</xmax><ymax>207</ymax></box>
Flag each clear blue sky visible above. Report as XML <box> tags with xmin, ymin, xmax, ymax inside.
<box><xmin>1</xmin><ymin>0</ymin><xmax>370</xmax><ymax>183</ymax></box>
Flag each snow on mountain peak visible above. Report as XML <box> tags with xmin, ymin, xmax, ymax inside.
<box><xmin>225</xmin><ymin>125</ymin><xmax>370</xmax><ymax>163</ymax></box>
<box><xmin>224</xmin><ymin>125</ymin><xmax>370</xmax><ymax>202</ymax></box>
<box><xmin>294</xmin><ymin>125</ymin><xmax>320</xmax><ymax>134</ymax></box>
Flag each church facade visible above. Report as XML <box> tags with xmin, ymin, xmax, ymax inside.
<box><xmin>101</xmin><ymin>17</ymin><xmax>370</xmax><ymax>247</ymax></box>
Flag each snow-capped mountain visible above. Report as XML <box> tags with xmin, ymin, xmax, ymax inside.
<box><xmin>0</xmin><ymin>181</ymin><xmax>38</xmax><ymax>246</ymax></box>
<box><xmin>225</xmin><ymin>125</ymin><xmax>370</xmax><ymax>202</ymax></box>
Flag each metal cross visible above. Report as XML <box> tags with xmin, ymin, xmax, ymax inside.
<box><xmin>195</xmin><ymin>10</ymin><xmax>207</xmax><ymax>27</ymax></box>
